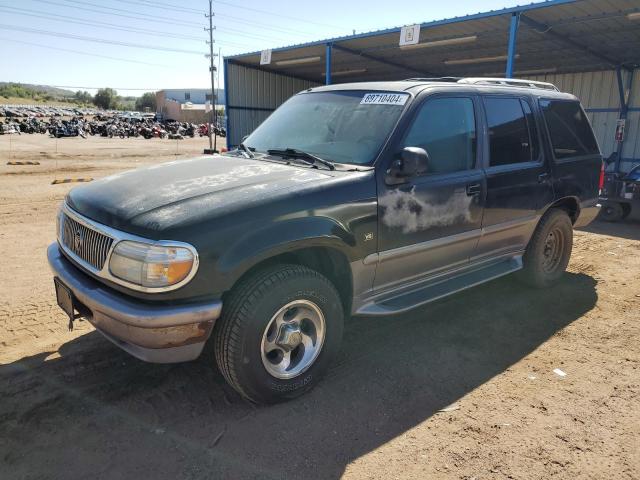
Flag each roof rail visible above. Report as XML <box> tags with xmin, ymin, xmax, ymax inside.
<box><xmin>404</xmin><ymin>77</ymin><xmax>461</xmax><ymax>83</ymax></box>
<box><xmin>457</xmin><ymin>77</ymin><xmax>559</xmax><ymax>91</ymax></box>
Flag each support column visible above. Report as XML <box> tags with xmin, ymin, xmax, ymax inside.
<box><xmin>223</xmin><ymin>58</ymin><xmax>230</xmax><ymax>150</ymax></box>
<box><xmin>615</xmin><ymin>67</ymin><xmax>634</xmax><ymax>173</ymax></box>
<box><xmin>325</xmin><ymin>43</ymin><xmax>332</xmax><ymax>85</ymax></box>
<box><xmin>505</xmin><ymin>12</ymin><xmax>520</xmax><ymax>78</ymax></box>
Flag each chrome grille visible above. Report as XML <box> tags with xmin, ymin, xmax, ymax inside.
<box><xmin>60</xmin><ymin>212</ymin><xmax>113</xmax><ymax>270</ymax></box>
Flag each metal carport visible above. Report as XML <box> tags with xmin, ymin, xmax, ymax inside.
<box><xmin>223</xmin><ymin>0</ymin><xmax>640</xmax><ymax>171</ymax></box>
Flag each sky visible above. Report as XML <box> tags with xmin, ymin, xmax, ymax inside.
<box><xmin>0</xmin><ymin>0</ymin><xmax>532</xmax><ymax>97</ymax></box>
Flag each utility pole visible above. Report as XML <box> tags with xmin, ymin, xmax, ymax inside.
<box><xmin>204</xmin><ymin>0</ymin><xmax>218</xmax><ymax>154</ymax></box>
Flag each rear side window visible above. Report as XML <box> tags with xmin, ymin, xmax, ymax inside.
<box><xmin>402</xmin><ymin>97</ymin><xmax>477</xmax><ymax>174</ymax></box>
<box><xmin>539</xmin><ymin>100</ymin><xmax>599</xmax><ymax>159</ymax></box>
<box><xmin>484</xmin><ymin>97</ymin><xmax>536</xmax><ymax>166</ymax></box>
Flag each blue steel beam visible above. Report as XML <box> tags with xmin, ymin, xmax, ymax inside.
<box><xmin>505</xmin><ymin>12</ymin><xmax>520</xmax><ymax>78</ymax></box>
<box><xmin>325</xmin><ymin>43</ymin><xmax>332</xmax><ymax>85</ymax></box>
<box><xmin>519</xmin><ymin>14</ymin><xmax>620</xmax><ymax>67</ymax></box>
<box><xmin>615</xmin><ymin>67</ymin><xmax>635</xmax><ymax>171</ymax></box>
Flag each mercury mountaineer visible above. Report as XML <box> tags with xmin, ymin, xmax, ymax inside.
<box><xmin>49</xmin><ymin>78</ymin><xmax>601</xmax><ymax>403</ymax></box>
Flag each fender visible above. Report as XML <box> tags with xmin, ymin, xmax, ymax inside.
<box><xmin>216</xmin><ymin>215</ymin><xmax>363</xmax><ymax>290</ymax></box>
<box><xmin>539</xmin><ymin>195</ymin><xmax>581</xmax><ymax>224</ymax></box>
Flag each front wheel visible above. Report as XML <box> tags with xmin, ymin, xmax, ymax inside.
<box><xmin>214</xmin><ymin>264</ymin><xmax>344</xmax><ymax>403</ymax></box>
<box><xmin>519</xmin><ymin>209</ymin><xmax>573</xmax><ymax>288</ymax></box>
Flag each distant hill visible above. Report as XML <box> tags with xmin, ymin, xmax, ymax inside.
<box><xmin>0</xmin><ymin>82</ymin><xmax>76</xmax><ymax>99</ymax></box>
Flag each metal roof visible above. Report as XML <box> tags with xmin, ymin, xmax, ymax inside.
<box><xmin>226</xmin><ymin>0</ymin><xmax>640</xmax><ymax>83</ymax></box>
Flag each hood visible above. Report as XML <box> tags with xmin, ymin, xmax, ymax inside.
<box><xmin>66</xmin><ymin>155</ymin><xmax>334</xmax><ymax>235</ymax></box>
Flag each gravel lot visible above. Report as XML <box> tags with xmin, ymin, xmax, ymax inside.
<box><xmin>1</xmin><ymin>134</ymin><xmax>639</xmax><ymax>479</ymax></box>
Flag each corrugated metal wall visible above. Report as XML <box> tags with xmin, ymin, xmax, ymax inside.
<box><xmin>526</xmin><ymin>69</ymin><xmax>639</xmax><ymax>171</ymax></box>
<box><xmin>225</xmin><ymin>62</ymin><xmax>320</xmax><ymax>147</ymax></box>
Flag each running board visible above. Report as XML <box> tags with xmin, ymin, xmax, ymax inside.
<box><xmin>356</xmin><ymin>256</ymin><xmax>523</xmax><ymax>316</ymax></box>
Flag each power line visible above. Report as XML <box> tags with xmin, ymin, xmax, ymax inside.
<box><xmin>117</xmin><ymin>0</ymin><xmax>346</xmax><ymax>30</ymax></box>
<box><xmin>0</xmin><ymin>37</ymin><xmax>172</xmax><ymax>68</ymax></box>
<box><xmin>214</xmin><ymin>13</ymin><xmax>311</xmax><ymax>36</ymax></box>
<box><xmin>32</xmin><ymin>0</ymin><xmax>200</xmax><ymax>28</ymax></box>
<box><xmin>215</xmin><ymin>0</ymin><xmax>345</xmax><ymax>30</ymax></box>
<box><xmin>58</xmin><ymin>0</ymin><xmax>318</xmax><ymax>37</ymax></box>
<box><xmin>29</xmin><ymin>0</ymin><xmax>308</xmax><ymax>44</ymax></box>
<box><xmin>111</xmin><ymin>0</ymin><xmax>202</xmax><ymax>15</ymax></box>
<box><xmin>43</xmin><ymin>0</ymin><xmax>310</xmax><ymax>37</ymax></box>
<box><xmin>0</xmin><ymin>24</ymin><xmax>206</xmax><ymax>54</ymax></box>
<box><xmin>0</xmin><ymin>6</ymin><xmax>204</xmax><ymax>41</ymax></box>
<box><xmin>1</xmin><ymin>5</ymin><xmax>273</xmax><ymax>46</ymax></box>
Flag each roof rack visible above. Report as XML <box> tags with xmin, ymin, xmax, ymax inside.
<box><xmin>403</xmin><ymin>76</ymin><xmax>559</xmax><ymax>91</ymax></box>
<box><xmin>457</xmin><ymin>77</ymin><xmax>559</xmax><ymax>91</ymax></box>
<box><xmin>404</xmin><ymin>77</ymin><xmax>462</xmax><ymax>83</ymax></box>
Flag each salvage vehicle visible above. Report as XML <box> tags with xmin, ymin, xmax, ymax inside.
<box><xmin>49</xmin><ymin>78</ymin><xmax>601</xmax><ymax>403</ymax></box>
<box><xmin>599</xmin><ymin>159</ymin><xmax>640</xmax><ymax>221</ymax></box>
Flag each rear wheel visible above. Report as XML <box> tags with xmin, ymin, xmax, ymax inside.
<box><xmin>214</xmin><ymin>264</ymin><xmax>344</xmax><ymax>403</ymax></box>
<box><xmin>621</xmin><ymin>203</ymin><xmax>632</xmax><ymax>219</ymax></box>
<box><xmin>519</xmin><ymin>209</ymin><xmax>573</xmax><ymax>288</ymax></box>
<box><xmin>599</xmin><ymin>202</ymin><xmax>624</xmax><ymax>222</ymax></box>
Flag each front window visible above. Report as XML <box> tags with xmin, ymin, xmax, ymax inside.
<box><xmin>243</xmin><ymin>91</ymin><xmax>409</xmax><ymax>165</ymax></box>
<box><xmin>402</xmin><ymin>97</ymin><xmax>477</xmax><ymax>174</ymax></box>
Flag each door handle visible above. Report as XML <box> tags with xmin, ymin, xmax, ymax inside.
<box><xmin>538</xmin><ymin>173</ymin><xmax>550</xmax><ymax>183</ymax></box>
<box><xmin>466</xmin><ymin>183</ymin><xmax>481</xmax><ymax>196</ymax></box>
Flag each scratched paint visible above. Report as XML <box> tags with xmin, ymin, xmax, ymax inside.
<box><xmin>379</xmin><ymin>187</ymin><xmax>473</xmax><ymax>233</ymax></box>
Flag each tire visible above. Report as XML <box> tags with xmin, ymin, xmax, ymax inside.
<box><xmin>519</xmin><ymin>209</ymin><xmax>573</xmax><ymax>288</ymax></box>
<box><xmin>214</xmin><ymin>264</ymin><xmax>344</xmax><ymax>404</ymax></box>
<box><xmin>599</xmin><ymin>202</ymin><xmax>624</xmax><ymax>222</ymax></box>
<box><xmin>621</xmin><ymin>203</ymin><xmax>632</xmax><ymax>220</ymax></box>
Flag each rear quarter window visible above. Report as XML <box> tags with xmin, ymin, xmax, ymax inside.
<box><xmin>539</xmin><ymin>100</ymin><xmax>599</xmax><ymax>159</ymax></box>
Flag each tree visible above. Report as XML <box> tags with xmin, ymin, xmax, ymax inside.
<box><xmin>74</xmin><ymin>90</ymin><xmax>93</xmax><ymax>104</ymax></box>
<box><xmin>93</xmin><ymin>88</ymin><xmax>118</xmax><ymax>110</ymax></box>
<box><xmin>135</xmin><ymin>92</ymin><xmax>157</xmax><ymax>112</ymax></box>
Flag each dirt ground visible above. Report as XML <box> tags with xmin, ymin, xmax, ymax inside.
<box><xmin>1</xmin><ymin>133</ymin><xmax>638</xmax><ymax>480</ymax></box>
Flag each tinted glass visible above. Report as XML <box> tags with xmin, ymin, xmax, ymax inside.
<box><xmin>402</xmin><ymin>97</ymin><xmax>476</xmax><ymax>174</ymax></box>
<box><xmin>540</xmin><ymin>100</ymin><xmax>599</xmax><ymax>159</ymax></box>
<box><xmin>245</xmin><ymin>91</ymin><xmax>407</xmax><ymax>165</ymax></box>
<box><xmin>521</xmin><ymin>99</ymin><xmax>540</xmax><ymax>160</ymax></box>
<box><xmin>484</xmin><ymin>97</ymin><xmax>531</xmax><ymax>166</ymax></box>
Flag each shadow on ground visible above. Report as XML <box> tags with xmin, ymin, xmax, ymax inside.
<box><xmin>580</xmin><ymin>215</ymin><xmax>640</xmax><ymax>241</ymax></box>
<box><xmin>1</xmin><ymin>272</ymin><xmax>597</xmax><ymax>480</ymax></box>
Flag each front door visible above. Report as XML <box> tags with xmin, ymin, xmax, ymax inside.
<box><xmin>375</xmin><ymin>95</ymin><xmax>485</xmax><ymax>291</ymax></box>
<box><xmin>474</xmin><ymin>95</ymin><xmax>554</xmax><ymax>261</ymax></box>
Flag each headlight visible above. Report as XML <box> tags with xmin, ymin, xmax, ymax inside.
<box><xmin>109</xmin><ymin>241</ymin><xmax>197</xmax><ymax>289</ymax></box>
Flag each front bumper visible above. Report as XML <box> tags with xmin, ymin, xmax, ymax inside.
<box><xmin>48</xmin><ymin>243</ymin><xmax>222</xmax><ymax>363</ymax></box>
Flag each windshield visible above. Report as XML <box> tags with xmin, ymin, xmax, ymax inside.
<box><xmin>243</xmin><ymin>91</ymin><xmax>409</xmax><ymax>165</ymax></box>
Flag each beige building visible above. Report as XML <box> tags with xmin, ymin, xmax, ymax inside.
<box><xmin>156</xmin><ymin>89</ymin><xmax>224</xmax><ymax>123</ymax></box>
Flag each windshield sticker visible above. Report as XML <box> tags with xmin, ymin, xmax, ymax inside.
<box><xmin>360</xmin><ymin>93</ymin><xmax>409</xmax><ymax>106</ymax></box>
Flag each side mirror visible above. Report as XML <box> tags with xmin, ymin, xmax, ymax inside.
<box><xmin>386</xmin><ymin>147</ymin><xmax>429</xmax><ymax>184</ymax></box>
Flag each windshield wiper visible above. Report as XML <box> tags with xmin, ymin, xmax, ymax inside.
<box><xmin>267</xmin><ymin>148</ymin><xmax>335</xmax><ymax>171</ymax></box>
<box><xmin>237</xmin><ymin>142</ymin><xmax>254</xmax><ymax>159</ymax></box>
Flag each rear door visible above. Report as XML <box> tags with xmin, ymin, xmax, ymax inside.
<box><xmin>374</xmin><ymin>94</ymin><xmax>485</xmax><ymax>290</ymax></box>
<box><xmin>474</xmin><ymin>95</ymin><xmax>554</xmax><ymax>261</ymax></box>
<box><xmin>538</xmin><ymin>99</ymin><xmax>602</xmax><ymax>204</ymax></box>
